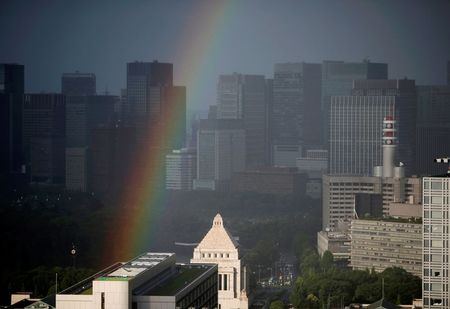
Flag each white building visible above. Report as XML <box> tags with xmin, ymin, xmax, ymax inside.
<box><xmin>350</xmin><ymin>218</ymin><xmax>422</xmax><ymax>277</ymax></box>
<box><xmin>194</xmin><ymin>120</ymin><xmax>245</xmax><ymax>191</ymax></box>
<box><xmin>422</xmin><ymin>175</ymin><xmax>450</xmax><ymax>308</ymax></box>
<box><xmin>57</xmin><ymin>252</ymin><xmax>218</xmax><ymax>309</ymax></box>
<box><xmin>191</xmin><ymin>214</ymin><xmax>248</xmax><ymax>309</ymax></box>
<box><xmin>165</xmin><ymin>148</ymin><xmax>196</xmax><ymax>191</ymax></box>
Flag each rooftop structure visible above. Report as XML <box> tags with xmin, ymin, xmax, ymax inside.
<box><xmin>57</xmin><ymin>252</ymin><xmax>217</xmax><ymax>309</ymax></box>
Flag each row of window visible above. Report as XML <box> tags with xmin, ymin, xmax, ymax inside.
<box><xmin>202</xmin><ymin>253</ymin><xmax>230</xmax><ymax>259</ymax></box>
<box><xmin>424</xmin><ymin>254</ymin><xmax>449</xmax><ymax>263</ymax></box>
<box><xmin>423</xmin><ymin>297</ymin><xmax>446</xmax><ymax>306</ymax></box>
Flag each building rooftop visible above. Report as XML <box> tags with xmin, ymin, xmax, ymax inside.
<box><xmin>195</xmin><ymin>214</ymin><xmax>239</xmax><ymax>250</ymax></box>
<box><xmin>146</xmin><ymin>265</ymin><xmax>210</xmax><ymax>296</ymax></box>
<box><xmin>100</xmin><ymin>252</ymin><xmax>174</xmax><ymax>281</ymax></box>
<box><xmin>61</xmin><ymin>253</ymin><xmax>175</xmax><ymax>295</ymax></box>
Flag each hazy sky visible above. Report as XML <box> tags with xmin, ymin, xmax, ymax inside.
<box><xmin>1</xmin><ymin>0</ymin><xmax>449</xmax><ymax>110</ymax></box>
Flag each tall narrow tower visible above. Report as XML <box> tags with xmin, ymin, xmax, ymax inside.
<box><xmin>382</xmin><ymin>115</ymin><xmax>397</xmax><ymax>178</ymax></box>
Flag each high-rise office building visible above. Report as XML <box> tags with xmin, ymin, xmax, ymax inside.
<box><xmin>126</xmin><ymin>61</ymin><xmax>172</xmax><ymax>123</ymax></box>
<box><xmin>320</xmin><ymin>117</ymin><xmax>422</xmax><ymax>263</ymax></box>
<box><xmin>0</xmin><ymin>64</ymin><xmax>24</xmax><ymax>176</ymax></box>
<box><xmin>65</xmin><ymin>147</ymin><xmax>88</xmax><ymax>191</ymax></box>
<box><xmin>329</xmin><ymin>96</ymin><xmax>395</xmax><ymax>176</ymax></box>
<box><xmin>65</xmin><ymin>95</ymin><xmax>116</xmax><ymax>191</ymax></box>
<box><xmin>447</xmin><ymin>60</ymin><xmax>450</xmax><ymax>85</ymax></box>
<box><xmin>416</xmin><ymin>85</ymin><xmax>450</xmax><ymax>176</ymax></box>
<box><xmin>66</xmin><ymin>95</ymin><xmax>116</xmax><ymax>148</ymax></box>
<box><xmin>194</xmin><ymin>119</ymin><xmax>245</xmax><ymax>191</ymax></box>
<box><xmin>165</xmin><ymin>148</ymin><xmax>197</xmax><ymax>191</ymax></box>
<box><xmin>61</xmin><ymin>72</ymin><xmax>96</xmax><ymax>96</ymax></box>
<box><xmin>422</xmin><ymin>175</ymin><xmax>450</xmax><ymax>308</ymax></box>
<box><xmin>352</xmin><ymin>79</ymin><xmax>417</xmax><ymax>175</ymax></box>
<box><xmin>23</xmin><ymin>94</ymin><xmax>65</xmax><ymax>184</ymax></box>
<box><xmin>126</xmin><ymin>61</ymin><xmax>185</xmax><ymax>150</ymax></box>
<box><xmin>217</xmin><ymin>73</ymin><xmax>268</xmax><ymax>167</ymax></box>
<box><xmin>272</xmin><ymin>63</ymin><xmax>321</xmax><ymax>167</ymax></box>
<box><xmin>321</xmin><ymin>60</ymin><xmax>388</xmax><ymax>144</ymax></box>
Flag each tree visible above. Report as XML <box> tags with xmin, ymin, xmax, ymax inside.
<box><xmin>320</xmin><ymin>250</ymin><xmax>334</xmax><ymax>272</ymax></box>
<box><xmin>270</xmin><ymin>300</ymin><xmax>285</xmax><ymax>309</ymax></box>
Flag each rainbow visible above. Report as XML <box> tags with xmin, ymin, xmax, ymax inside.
<box><xmin>107</xmin><ymin>1</ymin><xmax>232</xmax><ymax>263</ymax></box>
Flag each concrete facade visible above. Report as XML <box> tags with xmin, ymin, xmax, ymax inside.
<box><xmin>350</xmin><ymin>219</ymin><xmax>422</xmax><ymax>277</ymax></box>
<box><xmin>57</xmin><ymin>252</ymin><xmax>218</xmax><ymax>309</ymax></box>
<box><xmin>322</xmin><ymin>174</ymin><xmax>422</xmax><ymax>230</ymax></box>
<box><xmin>194</xmin><ymin>120</ymin><xmax>245</xmax><ymax>191</ymax></box>
<box><xmin>191</xmin><ymin>214</ymin><xmax>248</xmax><ymax>309</ymax></box>
<box><xmin>422</xmin><ymin>176</ymin><xmax>450</xmax><ymax>308</ymax></box>
<box><xmin>165</xmin><ymin>148</ymin><xmax>197</xmax><ymax>191</ymax></box>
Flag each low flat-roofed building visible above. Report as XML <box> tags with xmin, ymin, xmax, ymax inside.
<box><xmin>317</xmin><ymin>230</ymin><xmax>351</xmax><ymax>262</ymax></box>
<box><xmin>57</xmin><ymin>252</ymin><xmax>217</xmax><ymax>309</ymax></box>
<box><xmin>231</xmin><ymin>167</ymin><xmax>305</xmax><ymax>195</ymax></box>
<box><xmin>388</xmin><ymin>202</ymin><xmax>422</xmax><ymax>219</ymax></box>
<box><xmin>350</xmin><ymin>218</ymin><xmax>422</xmax><ymax>277</ymax></box>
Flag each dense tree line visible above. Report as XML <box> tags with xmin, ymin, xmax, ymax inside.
<box><xmin>0</xmin><ymin>189</ymin><xmax>322</xmax><ymax>305</ymax></box>
<box><xmin>290</xmin><ymin>251</ymin><xmax>422</xmax><ymax>308</ymax></box>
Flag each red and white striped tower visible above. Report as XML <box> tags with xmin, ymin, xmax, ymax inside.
<box><xmin>382</xmin><ymin>115</ymin><xmax>397</xmax><ymax>178</ymax></box>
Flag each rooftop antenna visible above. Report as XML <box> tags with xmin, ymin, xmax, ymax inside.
<box><xmin>434</xmin><ymin>157</ymin><xmax>450</xmax><ymax>174</ymax></box>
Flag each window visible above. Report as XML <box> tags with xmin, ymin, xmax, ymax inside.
<box><xmin>432</xmin><ymin>240</ymin><xmax>444</xmax><ymax>248</ymax></box>
<box><xmin>223</xmin><ymin>274</ymin><xmax>228</xmax><ymax>290</ymax></box>
<box><xmin>432</xmin><ymin>196</ymin><xmax>443</xmax><ymax>205</ymax></box>
<box><xmin>431</xmin><ymin>182</ymin><xmax>443</xmax><ymax>190</ymax></box>
<box><xmin>432</xmin><ymin>225</ymin><xmax>443</xmax><ymax>233</ymax></box>
<box><xmin>431</xmin><ymin>283</ymin><xmax>442</xmax><ymax>291</ymax></box>
<box><xmin>218</xmin><ymin>274</ymin><xmax>222</xmax><ymax>290</ymax></box>
<box><xmin>431</xmin><ymin>211</ymin><xmax>443</xmax><ymax>219</ymax></box>
<box><xmin>101</xmin><ymin>292</ymin><xmax>105</xmax><ymax>309</ymax></box>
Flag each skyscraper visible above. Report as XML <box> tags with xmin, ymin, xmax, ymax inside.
<box><xmin>321</xmin><ymin>60</ymin><xmax>388</xmax><ymax>145</ymax></box>
<box><xmin>125</xmin><ymin>61</ymin><xmax>173</xmax><ymax>123</ymax></box>
<box><xmin>65</xmin><ymin>94</ymin><xmax>116</xmax><ymax>191</ymax></box>
<box><xmin>329</xmin><ymin>95</ymin><xmax>395</xmax><ymax>176</ymax></box>
<box><xmin>351</xmin><ymin>79</ymin><xmax>417</xmax><ymax>175</ymax></box>
<box><xmin>422</xmin><ymin>174</ymin><xmax>450</xmax><ymax>308</ymax></box>
<box><xmin>194</xmin><ymin>119</ymin><xmax>245</xmax><ymax>191</ymax></box>
<box><xmin>61</xmin><ymin>72</ymin><xmax>96</xmax><ymax>96</ymax></box>
<box><xmin>272</xmin><ymin>63</ymin><xmax>322</xmax><ymax>167</ymax></box>
<box><xmin>0</xmin><ymin>64</ymin><xmax>24</xmax><ymax>176</ymax></box>
<box><xmin>217</xmin><ymin>73</ymin><xmax>268</xmax><ymax>167</ymax></box>
<box><xmin>126</xmin><ymin>61</ymin><xmax>185</xmax><ymax>150</ymax></box>
<box><xmin>416</xmin><ymin>85</ymin><xmax>450</xmax><ymax>176</ymax></box>
<box><xmin>23</xmin><ymin>93</ymin><xmax>65</xmax><ymax>184</ymax></box>
<box><xmin>447</xmin><ymin>60</ymin><xmax>450</xmax><ymax>85</ymax></box>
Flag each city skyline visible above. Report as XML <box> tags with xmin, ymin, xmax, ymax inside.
<box><xmin>1</xmin><ymin>0</ymin><xmax>450</xmax><ymax>110</ymax></box>
<box><xmin>3</xmin><ymin>1</ymin><xmax>450</xmax><ymax>308</ymax></box>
